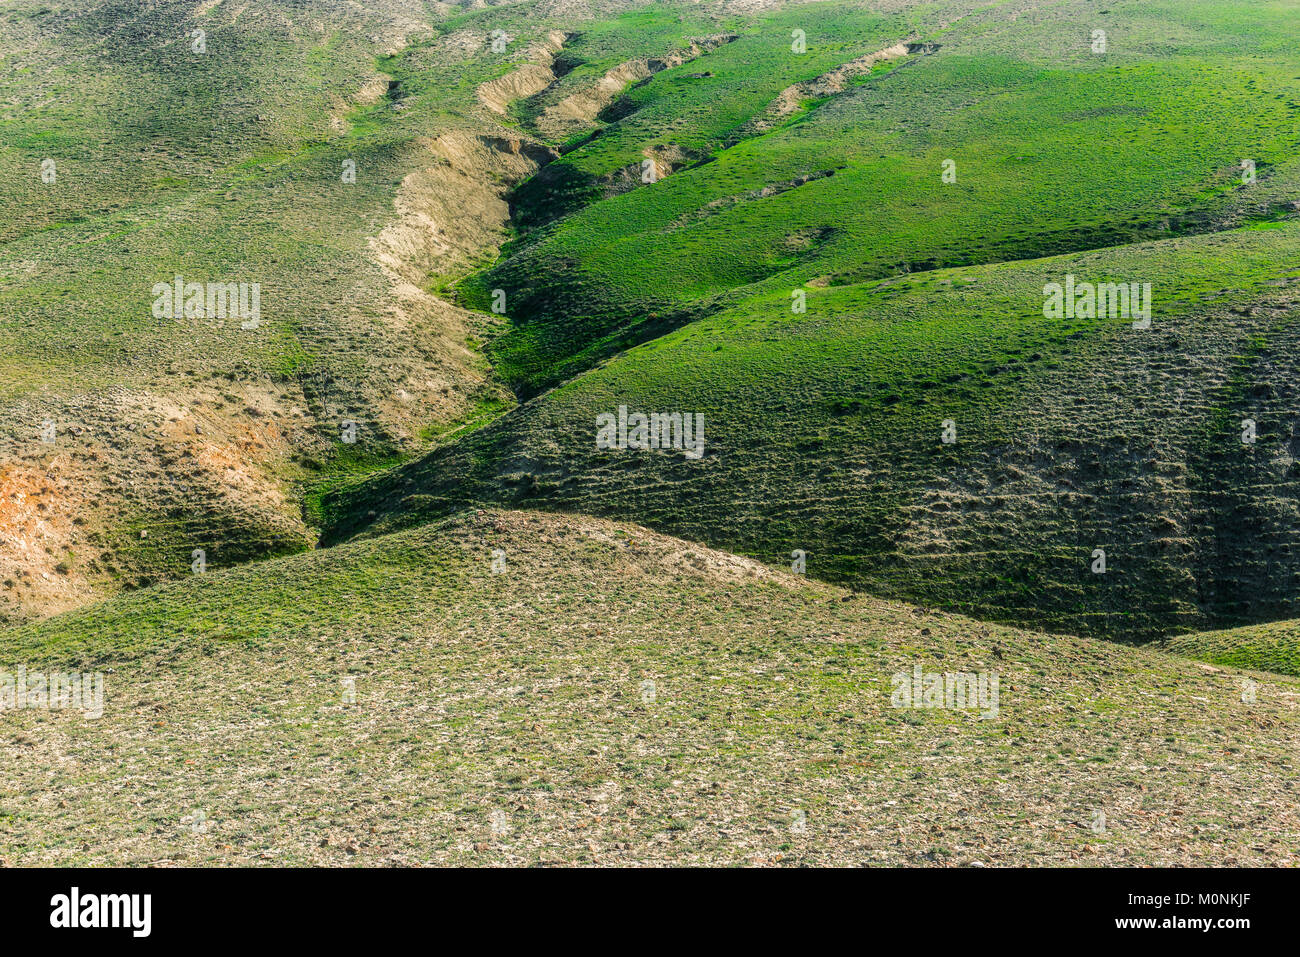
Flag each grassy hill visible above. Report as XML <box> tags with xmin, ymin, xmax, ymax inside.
<box><xmin>1161</xmin><ymin>619</ymin><xmax>1300</xmax><ymax>677</ymax></box>
<box><xmin>1</xmin><ymin>0</ymin><xmax>464</xmax><ymax>619</ymax></box>
<box><xmin>0</xmin><ymin>0</ymin><xmax>771</xmax><ymax>621</ymax></box>
<box><xmin>4</xmin><ymin>0</ymin><xmax>1300</xmax><ymax>869</ymax></box>
<box><xmin>466</xmin><ymin>0</ymin><xmax>1300</xmax><ymax>393</ymax></box>
<box><xmin>325</xmin><ymin>222</ymin><xmax>1300</xmax><ymax>641</ymax></box>
<box><xmin>4</xmin><ymin>508</ymin><xmax>1298</xmax><ymax>866</ymax></box>
<box><xmin>317</xmin><ymin>0</ymin><xmax>1300</xmax><ymax>643</ymax></box>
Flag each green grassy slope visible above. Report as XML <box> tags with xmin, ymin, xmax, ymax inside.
<box><xmin>319</xmin><ymin>0</ymin><xmax>1300</xmax><ymax>642</ymax></box>
<box><xmin>4</xmin><ymin>0</ymin><xmax>410</xmax><ymax>392</ymax></box>
<box><xmin>463</xmin><ymin>0</ymin><xmax>1300</xmax><ymax>393</ymax></box>
<box><xmin>5</xmin><ymin>0</ymin><xmax>1298</xmax><ymax>872</ymax></box>
<box><xmin>5</xmin><ymin>0</ymin><xmax>756</xmax><ymax>618</ymax></box>
<box><xmin>324</xmin><ymin>223</ymin><xmax>1300</xmax><ymax>641</ymax></box>
<box><xmin>4</xmin><ymin>508</ymin><xmax>1297</xmax><ymax>865</ymax></box>
<box><xmin>504</xmin><ymin>1</ymin><xmax>916</xmax><ymax>223</ymax></box>
<box><xmin>1160</xmin><ymin>619</ymin><xmax>1300</xmax><ymax>677</ymax></box>
<box><xmin>0</xmin><ymin>0</ymin><xmax>461</xmax><ymax>614</ymax></box>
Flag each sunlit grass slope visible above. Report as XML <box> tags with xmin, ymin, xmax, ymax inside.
<box><xmin>4</xmin><ymin>508</ymin><xmax>1298</xmax><ymax>866</ymax></box>
<box><xmin>464</xmin><ymin>0</ymin><xmax>1300</xmax><ymax>392</ymax></box>
<box><xmin>326</xmin><ymin>224</ymin><xmax>1300</xmax><ymax>641</ymax></box>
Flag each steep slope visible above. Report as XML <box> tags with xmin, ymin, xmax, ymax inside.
<box><xmin>0</xmin><ymin>0</ymin><xmax>457</xmax><ymax>619</ymax></box>
<box><xmin>1</xmin><ymin>0</ymin><xmax>688</xmax><ymax>621</ymax></box>
<box><xmin>530</xmin><ymin>32</ymin><xmax>739</xmax><ymax>141</ymax></box>
<box><xmin>468</xmin><ymin>0</ymin><xmax>1300</xmax><ymax>393</ymax></box>
<box><xmin>324</xmin><ymin>223</ymin><xmax>1300</xmax><ymax>641</ymax></box>
<box><xmin>317</xmin><ymin>0</ymin><xmax>1300</xmax><ymax>643</ymax></box>
<box><xmin>4</xmin><ymin>509</ymin><xmax>1297</xmax><ymax>866</ymax></box>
